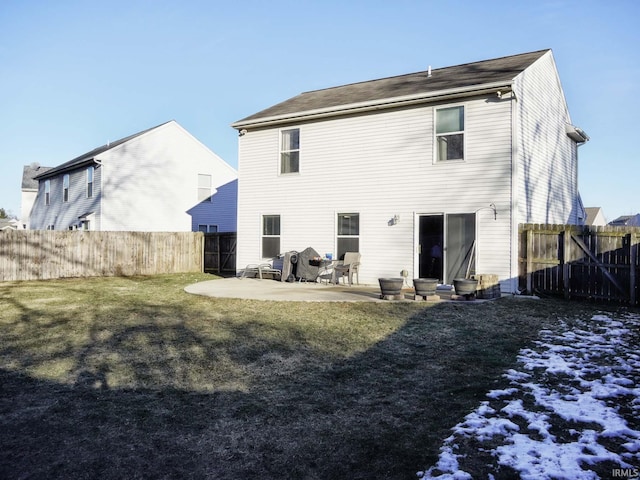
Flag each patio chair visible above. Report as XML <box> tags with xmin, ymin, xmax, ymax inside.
<box><xmin>240</xmin><ymin>263</ymin><xmax>282</xmax><ymax>280</ymax></box>
<box><xmin>333</xmin><ymin>252</ymin><xmax>361</xmax><ymax>286</ymax></box>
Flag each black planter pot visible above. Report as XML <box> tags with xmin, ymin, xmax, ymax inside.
<box><xmin>453</xmin><ymin>278</ymin><xmax>478</xmax><ymax>297</ymax></box>
<box><xmin>413</xmin><ymin>278</ymin><xmax>438</xmax><ymax>296</ymax></box>
<box><xmin>378</xmin><ymin>278</ymin><xmax>404</xmax><ymax>296</ymax></box>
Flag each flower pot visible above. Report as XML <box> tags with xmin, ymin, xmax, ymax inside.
<box><xmin>453</xmin><ymin>278</ymin><xmax>478</xmax><ymax>297</ymax></box>
<box><xmin>413</xmin><ymin>278</ymin><xmax>438</xmax><ymax>297</ymax></box>
<box><xmin>378</xmin><ymin>278</ymin><xmax>404</xmax><ymax>296</ymax></box>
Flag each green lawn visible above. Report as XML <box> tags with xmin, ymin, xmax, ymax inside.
<box><xmin>0</xmin><ymin>273</ymin><xmax>615</xmax><ymax>479</ymax></box>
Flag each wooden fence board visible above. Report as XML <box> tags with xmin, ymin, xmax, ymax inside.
<box><xmin>0</xmin><ymin>231</ymin><xmax>205</xmax><ymax>281</ymax></box>
<box><xmin>519</xmin><ymin>224</ymin><xmax>640</xmax><ymax>306</ymax></box>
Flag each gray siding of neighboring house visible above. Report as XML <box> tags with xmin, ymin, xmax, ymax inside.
<box><xmin>29</xmin><ymin>165</ymin><xmax>101</xmax><ymax>230</ymax></box>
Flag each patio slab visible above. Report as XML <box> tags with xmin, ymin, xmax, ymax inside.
<box><xmin>184</xmin><ymin>277</ymin><xmax>448</xmax><ymax>302</ymax></box>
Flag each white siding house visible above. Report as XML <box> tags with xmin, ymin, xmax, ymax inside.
<box><xmin>29</xmin><ymin>121</ymin><xmax>237</xmax><ymax>232</ymax></box>
<box><xmin>21</xmin><ymin>163</ymin><xmax>52</xmax><ymax>230</ymax></box>
<box><xmin>232</xmin><ymin>50</ymin><xmax>588</xmax><ymax>293</ymax></box>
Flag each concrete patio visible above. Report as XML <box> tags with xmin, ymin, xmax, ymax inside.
<box><xmin>184</xmin><ymin>277</ymin><xmax>453</xmax><ymax>302</ymax></box>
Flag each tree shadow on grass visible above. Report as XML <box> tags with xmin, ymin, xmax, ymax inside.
<box><xmin>0</xmin><ymin>297</ymin><xmax>563</xmax><ymax>479</ymax></box>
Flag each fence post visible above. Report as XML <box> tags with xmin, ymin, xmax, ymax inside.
<box><xmin>562</xmin><ymin>227</ymin><xmax>571</xmax><ymax>300</ymax></box>
<box><xmin>630</xmin><ymin>233</ymin><xmax>637</xmax><ymax>306</ymax></box>
<box><xmin>525</xmin><ymin>227</ymin><xmax>533</xmax><ymax>294</ymax></box>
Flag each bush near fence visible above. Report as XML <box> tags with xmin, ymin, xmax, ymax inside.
<box><xmin>519</xmin><ymin>223</ymin><xmax>640</xmax><ymax>306</ymax></box>
<box><xmin>0</xmin><ymin>230</ymin><xmax>204</xmax><ymax>282</ymax></box>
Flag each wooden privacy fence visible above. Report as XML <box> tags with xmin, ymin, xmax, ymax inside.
<box><xmin>0</xmin><ymin>230</ymin><xmax>205</xmax><ymax>282</ymax></box>
<box><xmin>519</xmin><ymin>223</ymin><xmax>640</xmax><ymax>306</ymax></box>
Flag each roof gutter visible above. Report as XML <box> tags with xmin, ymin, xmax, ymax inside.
<box><xmin>33</xmin><ymin>158</ymin><xmax>99</xmax><ymax>180</ymax></box>
<box><xmin>232</xmin><ymin>81</ymin><xmax>513</xmax><ymax>130</ymax></box>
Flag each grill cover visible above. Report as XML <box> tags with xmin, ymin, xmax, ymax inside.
<box><xmin>296</xmin><ymin>247</ymin><xmax>321</xmax><ymax>282</ymax></box>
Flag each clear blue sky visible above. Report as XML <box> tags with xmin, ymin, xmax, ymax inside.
<box><xmin>1</xmin><ymin>0</ymin><xmax>638</xmax><ymax>222</ymax></box>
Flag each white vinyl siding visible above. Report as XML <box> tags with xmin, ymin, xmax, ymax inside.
<box><xmin>514</xmin><ymin>51</ymin><xmax>578</xmax><ymax>225</ymax></box>
<box><xmin>28</xmin><ymin>121</ymin><xmax>237</xmax><ymax>232</ymax></box>
<box><xmin>237</xmin><ymin>96</ymin><xmax>513</xmax><ymax>285</ymax></box>
<box><xmin>98</xmin><ymin>122</ymin><xmax>237</xmax><ymax>232</ymax></box>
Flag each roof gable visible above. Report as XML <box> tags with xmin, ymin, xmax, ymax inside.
<box><xmin>233</xmin><ymin>49</ymin><xmax>550</xmax><ymax>127</ymax></box>
<box><xmin>35</xmin><ymin>120</ymin><xmax>174</xmax><ymax>180</ymax></box>
<box><xmin>22</xmin><ymin>164</ymin><xmax>52</xmax><ymax>189</ymax></box>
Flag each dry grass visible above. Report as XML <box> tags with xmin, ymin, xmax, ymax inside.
<box><xmin>0</xmin><ymin>273</ymin><xmax>624</xmax><ymax>479</ymax></box>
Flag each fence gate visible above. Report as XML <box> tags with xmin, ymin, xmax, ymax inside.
<box><xmin>203</xmin><ymin>232</ymin><xmax>236</xmax><ymax>276</ymax></box>
<box><xmin>519</xmin><ymin>224</ymin><xmax>639</xmax><ymax>306</ymax></box>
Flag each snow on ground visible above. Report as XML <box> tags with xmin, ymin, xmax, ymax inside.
<box><xmin>419</xmin><ymin>311</ymin><xmax>640</xmax><ymax>479</ymax></box>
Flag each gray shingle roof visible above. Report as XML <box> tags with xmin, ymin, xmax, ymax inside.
<box><xmin>233</xmin><ymin>49</ymin><xmax>550</xmax><ymax>127</ymax></box>
<box><xmin>22</xmin><ymin>164</ymin><xmax>53</xmax><ymax>189</ymax></box>
<box><xmin>34</xmin><ymin>121</ymin><xmax>173</xmax><ymax>180</ymax></box>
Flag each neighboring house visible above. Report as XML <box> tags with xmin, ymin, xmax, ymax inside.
<box><xmin>584</xmin><ymin>207</ymin><xmax>607</xmax><ymax>226</ymax></box>
<box><xmin>21</xmin><ymin>163</ymin><xmax>52</xmax><ymax>229</ymax></box>
<box><xmin>30</xmin><ymin>120</ymin><xmax>237</xmax><ymax>232</ymax></box>
<box><xmin>231</xmin><ymin>49</ymin><xmax>588</xmax><ymax>293</ymax></box>
<box><xmin>609</xmin><ymin>214</ymin><xmax>640</xmax><ymax>227</ymax></box>
<box><xmin>0</xmin><ymin>218</ymin><xmax>19</xmax><ymax>231</ymax></box>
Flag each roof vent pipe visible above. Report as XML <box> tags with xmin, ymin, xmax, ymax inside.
<box><xmin>427</xmin><ymin>65</ymin><xmax>432</xmax><ymax>77</ymax></box>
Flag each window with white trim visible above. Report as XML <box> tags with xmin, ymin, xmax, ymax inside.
<box><xmin>87</xmin><ymin>166</ymin><xmax>94</xmax><ymax>198</ymax></box>
<box><xmin>262</xmin><ymin>215</ymin><xmax>280</xmax><ymax>258</ymax></box>
<box><xmin>280</xmin><ymin>128</ymin><xmax>299</xmax><ymax>174</ymax></box>
<box><xmin>44</xmin><ymin>180</ymin><xmax>51</xmax><ymax>206</ymax></box>
<box><xmin>63</xmin><ymin>174</ymin><xmax>69</xmax><ymax>202</ymax></box>
<box><xmin>435</xmin><ymin>106</ymin><xmax>464</xmax><ymax>161</ymax></box>
<box><xmin>198</xmin><ymin>174</ymin><xmax>212</xmax><ymax>202</ymax></box>
<box><xmin>337</xmin><ymin>213</ymin><xmax>359</xmax><ymax>260</ymax></box>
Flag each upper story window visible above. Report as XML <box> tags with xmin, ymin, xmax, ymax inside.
<box><xmin>262</xmin><ymin>215</ymin><xmax>281</xmax><ymax>258</ymax></box>
<box><xmin>436</xmin><ymin>106</ymin><xmax>464</xmax><ymax>161</ymax></box>
<box><xmin>198</xmin><ymin>174</ymin><xmax>212</xmax><ymax>202</ymax></box>
<box><xmin>44</xmin><ymin>180</ymin><xmax>51</xmax><ymax>206</ymax></box>
<box><xmin>280</xmin><ymin>128</ymin><xmax>299</xmax><ymax>174</ymax></box>
<box><xmin>87</xmin><ymin>166</ymin><xmax>94</xmax><ymax>198</ymax></box>
<box><xmin>63</xmin><ymin>174</ymin><xmax>69</xmax><ymax>202</ymax></box>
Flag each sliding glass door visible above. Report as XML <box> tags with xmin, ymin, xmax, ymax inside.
<box><xmin>418</xmin><ymin>213</ymin><xmax>476</xmax><ymax>283</ymax></box>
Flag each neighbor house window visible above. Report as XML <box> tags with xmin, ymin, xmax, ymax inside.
<box><xmin>337</xmin><ymin>213</ymin><xmax>359</xmax><ymax>260</ymax></box>
<box><xmin>262</xmin><ymin>215</ymin><xmax>280</xmax><ymax>258</ymax></box>
<box><xmin>44</xmin><ymin>180</ymin><xmax>51</xmax><ymax>205</ymax></box>
<box><xmin>47</xmin><ymin>224</ymin><xmax>54</xmax><ymax>230</ymax></box>
<box><xmin>198</xmin><ymin>174</ymin><xmax>212</xmax><ymax>202</ymax></box>
<box><xmin>198</xmin><ymin>224</ymin><xmax>218</xmax><ymax>233</ymax></box>
<box><xmin>87</xmin><ymin>166</ymin><xmax>94</xmax><ymax>198</ymax></box>
<box><xmin>436</xmin><ymin>106</ymin><xmax>464</xmax><ymax>161</ymax></box>
<box><xmin>63</xmin><ymin>174</ymin><xmax>69</xmax><ymax>202</ymax></box>
<box><xmin>280</xmin><ymin>128</ymin><xmax>299</xmax><ymax>174</ymax></box>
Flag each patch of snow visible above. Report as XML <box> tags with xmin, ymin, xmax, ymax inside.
<box><xmin>420</xmin><ymin>311</ymin><xmax>640</xmax><ymax>479</ymax></box>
